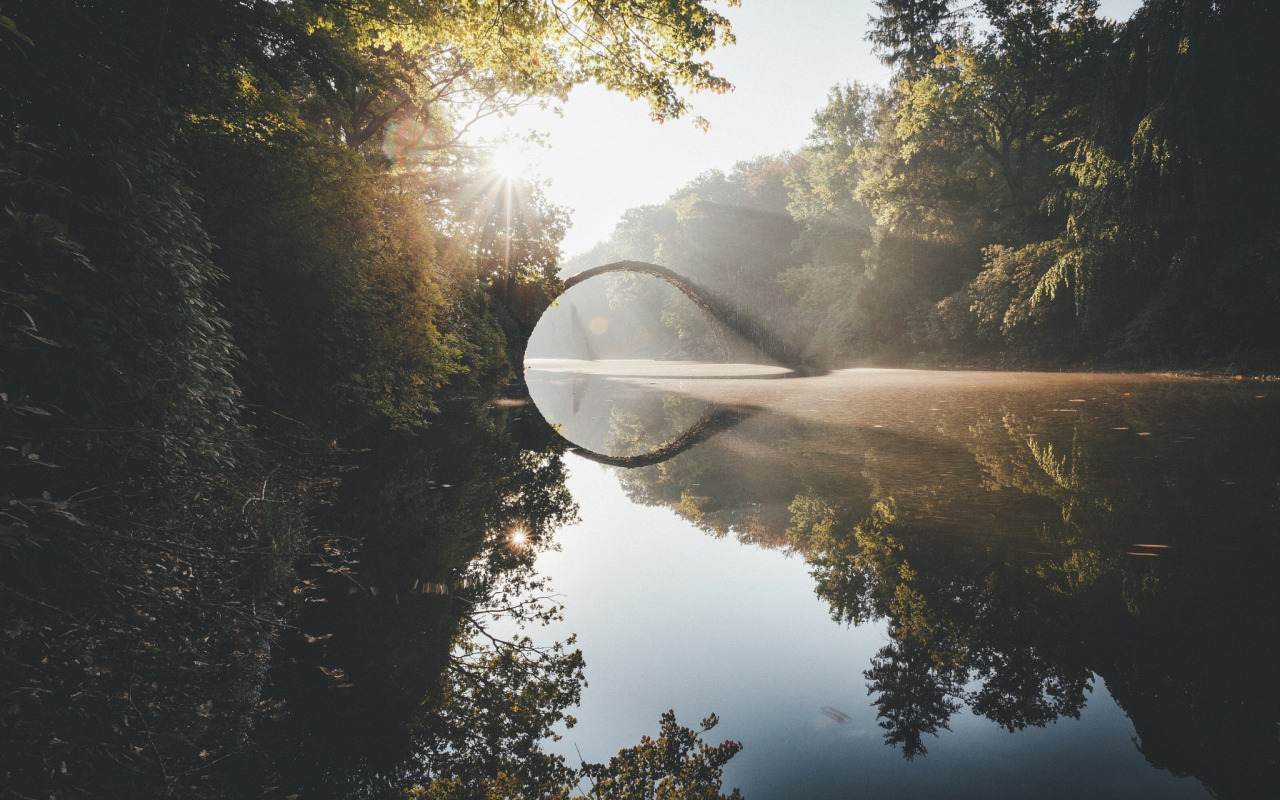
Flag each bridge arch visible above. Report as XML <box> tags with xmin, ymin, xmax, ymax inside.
<box><xmin>563</xmin><ymin>261</ymin><xmax>719</xmax><ymax>320</ymax></box>
<box><xmin>544</xmin><ymin>260</ymin><xmax>822</xmax><ymax>376</ymax></box>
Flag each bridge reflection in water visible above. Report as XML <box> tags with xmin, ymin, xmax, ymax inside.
<box><xmin>523</xmin><ymin>359</ymin><xmax>781</xmax><ymax>467</ymax></box>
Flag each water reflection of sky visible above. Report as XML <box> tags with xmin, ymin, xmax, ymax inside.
<box><xmin>519</xmin><ymin>458</ymin><xmax>1208</xmax><ymax>800</ymax></box>
<box><xmin>526</xmin><ymin>359</ymin><xmax>787</xmax><ymax>458</ymax></box>
<box><xmin>511</xmin><ymin>366</ymin><xmax>1280</xmax><ymax>798</ymax></box>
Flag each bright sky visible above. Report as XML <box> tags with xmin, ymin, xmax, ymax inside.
<box><xmin>474</xmin><ymin>0</ymin><xmax>1144</xmax><ymax>259</ymax></box>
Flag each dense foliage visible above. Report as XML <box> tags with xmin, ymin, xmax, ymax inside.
<box><xmin>0</xmin><ymin>0</ymin><xmax>743</xmax><ymax>795</ymax></box>
<box><xmin>576</xmin><ymin>0</ymin><xmax>1280</xmax><ymax>370</ymax></box>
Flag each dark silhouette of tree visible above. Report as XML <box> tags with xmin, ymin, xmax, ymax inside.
<box><xmin>865</xmin><ymin>638</ymin><xmax>963</xmax><ymax>760</ymax></box>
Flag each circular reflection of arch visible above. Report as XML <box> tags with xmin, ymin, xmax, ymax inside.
<box><xmin>556</xmin><ymin>260</ymin><xmax>826</xmax><ymax>377</ymax></box>
<box><xmin>522</xmin><ymin>260</ymin><xmax>821</xmax><ymax>467</ymax></box>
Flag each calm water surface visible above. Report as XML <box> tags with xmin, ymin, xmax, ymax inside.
<box><xmin>519</xmin><ymin>363</ymin><xmax>1280</xmax><ymax>799</ymax></box>
<box><xmin>255</xmin><ymin>364</ymin><xmax>1279</xmax><ymax>799</ymax></box>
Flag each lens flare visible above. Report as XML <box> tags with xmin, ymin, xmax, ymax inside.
<box><xmin>382</xmin><ymin>119</ymin><xmax>431</xmax><ymax>165</ymax></box>
<box><xmin>489</xmin><ymin>141</ymin><xmax>528</xmax><ymax>180</ymax></box>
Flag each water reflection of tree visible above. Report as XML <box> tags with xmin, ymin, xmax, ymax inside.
<box><xmin>611</xmin><ymin>407</ymin><xmax>803</xmax><ymax>547</ymax></box>
<box><xmin>247</xmin><ymin>403</ymin><xmax>577</xmax><ymax>796</ymax></box>
<box><xmin>791</xmin><ymin>493</ymin><xmax>1094</xmax><ymax>755</ymax></box>
<box><xmin>865</xmin><ymin>638</ymin><xmax>963</xmax><ymax>760</ymax></box>
<box><xmin>610</xmin><ymin>384</ymin><xmax>1280</xmax><ymax>796</ymax></box>
<box><xmin>606</xmin><ymin>393</ymin><xmax>708</xmax><ymax>460</ymax></box>
<box><xmin>255</xmin><ymin>403</ymin><xmax>744</xmax><ymax>799</ymax></box>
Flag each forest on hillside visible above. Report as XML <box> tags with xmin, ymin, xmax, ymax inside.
<box><xmin>568</xmin><ymin>0</ymin><xmax>1280</xmax><ymax>370</ymax></box>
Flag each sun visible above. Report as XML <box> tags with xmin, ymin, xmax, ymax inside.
<box><xmin>507</xmin><ymin>525</ymin><xmax>530</xmax><ymax>548</ymax></box>
<box><xmin>489</xmin><ymin>140</ymin><xmax>529</xmax><ymax>181</ymax></box>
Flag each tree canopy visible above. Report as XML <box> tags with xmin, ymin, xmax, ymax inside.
<box><xmin>576</xmin><ymin>0</ymin><xmax>1280</xmax><ymax>370</ymax></box>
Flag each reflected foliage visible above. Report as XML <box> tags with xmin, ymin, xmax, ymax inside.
<box><xmin>407</xmin><ymin>709</ymin><xmax>744</xmax><ymax>800</ymax></box>
<box><xmin>247</xmin><ymin>404</ymin><xmax>578</xmax><ymax>797</ymax></box>
<box><xmin>606</xmin><ymin>377</ymin><xmax>1280</xmax><ymax>797</ymax></box>
<box><xmin>251</xmin><ymin>405</ymin><xmax>743</xmax><ymax>799</ymax></box>
<box><xmin>865</xmin><ymin>638</ymin><xmax>962</xmax><ymax>760</ymax></box>
<box><xmin>579</xmin><ymin>711</ymin><xmax>744</xmax><ymax>800</ymax></box>
<box><xmin>611</xmin><ymin>400</ymin><xmax>798</xmax><ymax>546</ymax></box>
<box><xmin>410</xmin><ymin>631</ymin><xmax>585</xmax><ymax>800</ymax></box>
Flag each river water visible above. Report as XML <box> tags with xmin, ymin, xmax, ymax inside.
<box><xmin>519</xmin><ymin>363</ymin><xmax>1279</xmax><ymax>799</ymax></box>
<box><xmin>253</xmin><ymin>363</ymin><xmax>1279</xmax><ymax>799</ymax></box>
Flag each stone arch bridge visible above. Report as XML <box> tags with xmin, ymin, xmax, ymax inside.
<box><xmin>547</xmin><ymin>260</ymin><xmax>823</xmax><ymax>376</ymax></box>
